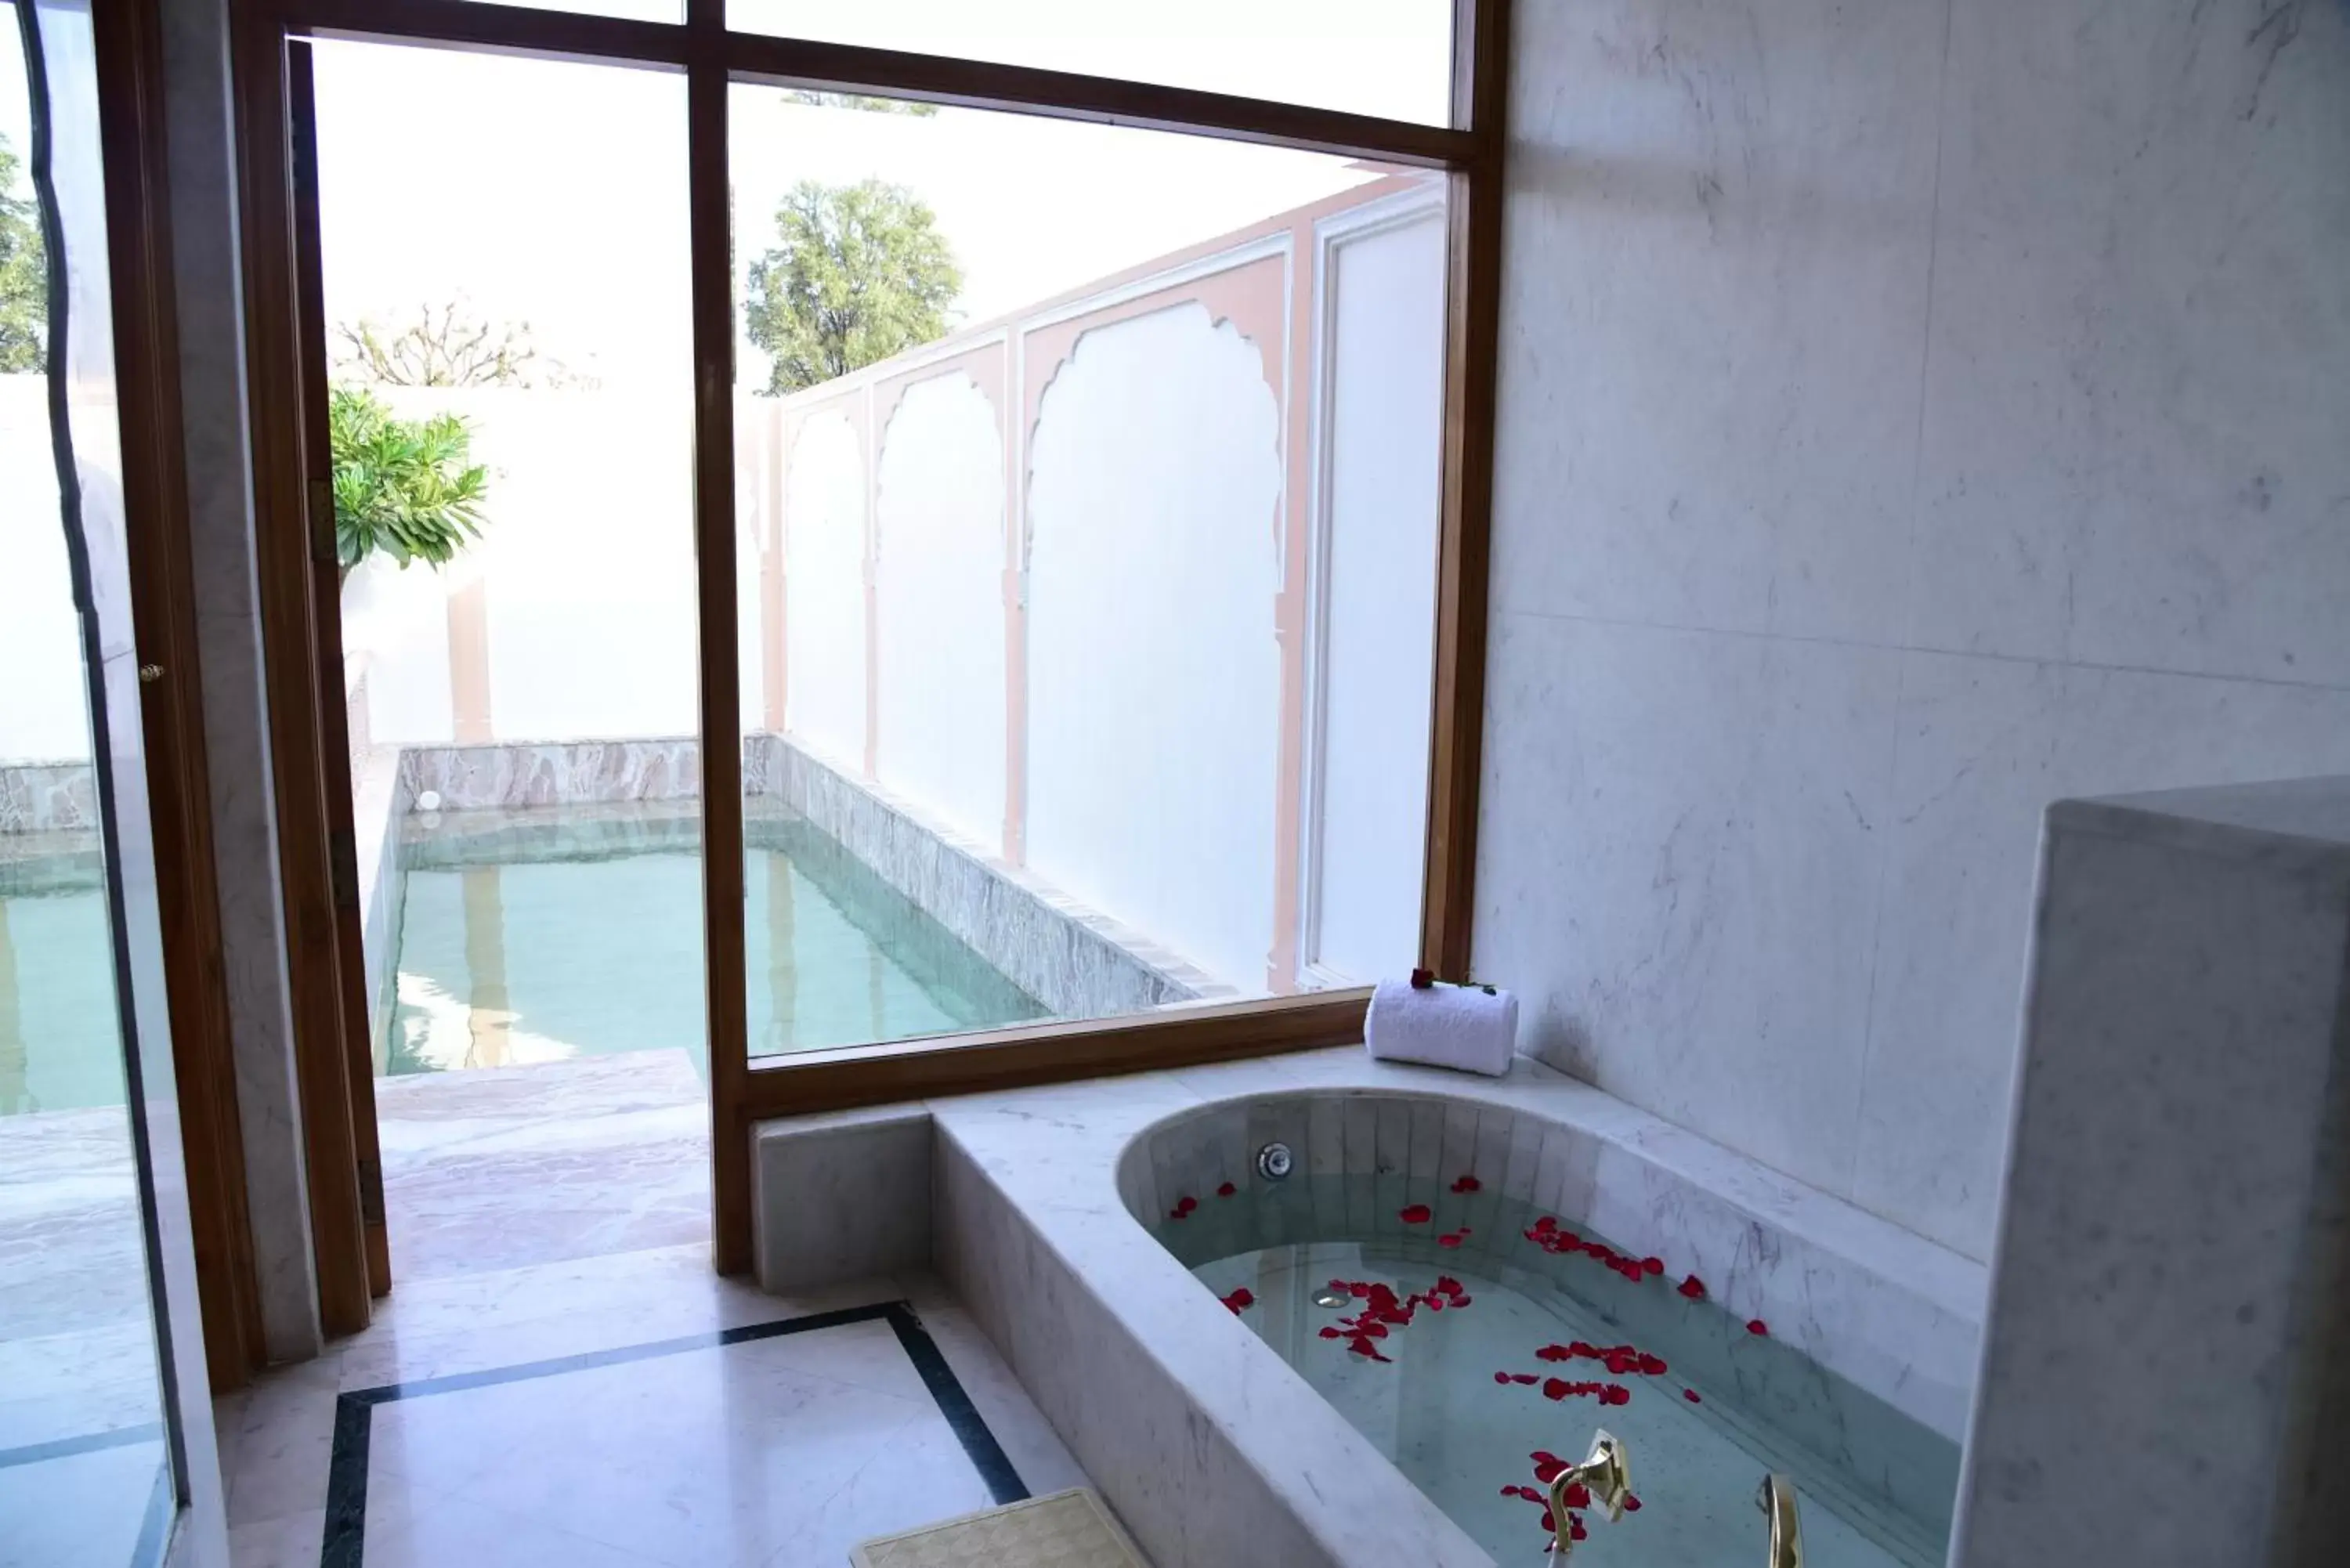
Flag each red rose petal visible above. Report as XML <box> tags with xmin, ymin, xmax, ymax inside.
<box><xmin>1623</xmin><ymin>1494</ymin><xmax>1643</xmax><ymax>1513</ymax></box>
<box><xmin>1643</xmin><ymin>1256</ymin><xmax>1665</xmax><ymax>1276</ymax></box>
<box><xmin>1530</xmin><ymin>1450</ymin><xmax>1560</xmax><ymax>1466</ymax></box>
<box><xmin>1513</xmin><ymin>1372</ymin><xmax>1538</xmax><ymax>1384</ymax></box>
<box><xmin>1683</xmin><ymin>1388</ymin><xmax>1703</xmax><ymax>1403</ymax></box>
<box><xmin>1600</xmin><ymin>1384</ymin><xmax>1631</xmax><ymax>1406</ymax></box>
<box><xmin>1451</xmin><ymin>1174</ymin><xmax>1482</xmax><ymax>1194</ymax></box>
<box><xmin>1222</xmin><ymin>1288</ymin><xmax>1255</xmax><ymax>1313</ymax></box>
<box><xmin>1533</xmin><ymin>1215</ymin><xmax>1558</xmax><ymax>1234</ymax></box>
<box><xmin>1437</xmin><ymin>1233</ymin><xmax>1464</xmax><ymax>1248</ymax></box>
<box><xmin>1216</xmin><ymin>1182</ymin><xmax>1237</xmax><ymax>1198</ymax></box>
<box><xmin>1542</xmin><ymin>1378</ymin><xmax>1570</xmax><ymax>1401</ymax></box>
<box><xmin>1319</xmin><ymin>1326</ymin><xmax>1342</xmax><ymax>1339</ymax></box>
<box><xmin>1541</xmin><ymin>1510</ymin><xmax>1556</xmax><ymax>1534</ymax></box>
<box><xmin>1677</xmin><ymin>1274</ymin><xmax>1708</xmax><ymax>1299</ymax></box>
<box><xmin>1495</xmin><ymin>1371</ymin><xmax>1513</xmax><ymax>1384</ymax></box>
<box><xmin>1399</xmin><ymin>1204</ymin><xmax>1434</xmax><ymax>1224</ymax></box>
<box><xmin>1637</xmin><ymin>1353</ymin><xmax>1669</xmax><ymax>1376</ymax></box>
<box><xmin>1454</xmin><ymin>1295</ymin><xmax>1473</xmax><ymax>1306</ymax></box>
<box><xmin>1168</xmin><ymin>1208</ymin><xmax>1188</xmax><ymax>1220</ymax></box>
<box><xmin>1747</xmin><ymin>1319</ymin><xmax>1770</xmax><ymax>1336</ymax></box>
<box><xmin>1562</xmin><ymin>1481</ymin><xmax>1591</xmax><ymax>1509</ymax></box>
<box><xmin>1569</xmin><ymin>1516</ymin><xmax>1588</xmax><ymax>1541</ymax></box>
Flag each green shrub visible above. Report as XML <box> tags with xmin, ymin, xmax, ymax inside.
<box><xmin>329</xmin><ymin>385</ymin><xmax>488</xmax><ymax>574</ymax></box>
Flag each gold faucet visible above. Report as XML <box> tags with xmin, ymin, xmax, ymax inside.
<box><xmin>1756</xmin><ymin>1473</ymin><xmax>1803</xmax><ymax>1568</ymax></box>
<box><xmin>1548</xmin><ymin>1429</ymin><xmax>1630</xmax><ymax>1556</ymax></box>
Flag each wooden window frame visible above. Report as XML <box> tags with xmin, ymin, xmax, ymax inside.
<box><xmin>231</xmin><ymin>0</ymin><xmax>1506</xmax><ymax>1282</ymax></box>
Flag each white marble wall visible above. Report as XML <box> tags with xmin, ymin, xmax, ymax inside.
<box><xmin>1478</xmin><ymin>0</ymin><xmax>2350</xmax><ymax>1259</ymax></box>
<box><xmin>1955</xmin><ymin>779</ymin><xmax>2350</xmax><ymax>1568</ymax></box>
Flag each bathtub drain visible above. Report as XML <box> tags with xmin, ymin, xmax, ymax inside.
<box><xmin>1256</xmin><ymin>1142</ymin><xmax>1293</xmax><ymax>1181</ymax></box>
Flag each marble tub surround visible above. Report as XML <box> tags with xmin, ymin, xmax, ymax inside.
<box><xmin>750</xmin><ymin>1047</ymin><xmax>1986</xmax><ymax>1568</ymax></box>
<box><xmin>753</xmin><ymin>1104</ymin><xmax>932</xmax><ymax>1294</ymax></box>
<box><xmin>1954</xmin><ymin>779</ymin><xmax>2350</xmax><ymax>1568</ymax></box>
<box><xmin>747</xmin><ymin>733</ymin><xmax>1224</xmax><ymax>1021</ymax></box>
<box><xmin>0</xmin><ymin>761</ymin><xmax>96</xmax><ymax>835</ymax></box>
<box><xmin>398</xmin><ymin>737</ymin><xmax>701</xmax><ymax>812</ymax></box>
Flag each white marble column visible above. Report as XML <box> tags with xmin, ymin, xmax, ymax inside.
<box><xmin>159</xmin><ymin>0</ymin><xmax>320</xmax><ymax>1364</ymax></box>
<box><xmin>1954</xmin><ymin>777</ymin><xmax>2350</xmax><ymax>1568</ymax></box>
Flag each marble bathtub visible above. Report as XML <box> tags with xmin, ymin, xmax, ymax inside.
<box><xmin>752</xmin><ymin>1048</ymin><xmax>1989</xmax><ymax>1567</ymax></box>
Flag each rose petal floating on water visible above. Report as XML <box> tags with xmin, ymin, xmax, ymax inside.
<box><xmin>1748</xmin><ymin>1319</ymin><xmax>1770</xmax><ymax>1336</ymax></box>
<box><xmin>1636</xmin><ymin>1352</ymin><xmax>1669</xmax><ymax>1376</ymax></box>
<box><xmin>1683</xmin><ymin>1389</ymin><xmax>1703</xmax><ymax>1403</ymax></box>
<box><xmin>1512</xmin><ymin>1373</ymin><xmax>1538</xmax><ymax>1385</ymax></box>
<box><xmin>1452</xmin><ymin>1174</ymin><xmax>1482</xmax><ymax>1193</ymax></box>
<box><xmin>1216</xmin><ymin>1182</ymin><xmax>1237</xmax><ymax>1198</ymax></box>
<box><xmin>1623</xmin><ymin>1494</ymin><xmax>1643</xmax><ymax>1513</ymax></box>
<box><xmin>1569</xmin><ymin>1516</ymin><xmax>1589</xmax><ymax>1541</ymax></box>
<box><xmin>1438</xmin><ymin>1234</ymin><xmax>1464</xmax><ymax>1249</ymax></box>
<box><xmin>1400</xmin><ymin>1204</ymin><xmax>1434</xmax><ymax>1224</ymax></box>
<box><xmin>1221</xmin><ymin>1288</ymin><xmax>1255</xmax><ymax>1313</ymax></box>
<box><xmin>1678</xmin><ymin>1274</ymin><xmax>1708</xmax><ymax>1299</ymax></box>
<box><xmin>1562</xmin><ymin>1481</ymin><xmax>1591</xmax><ymax>1510</ymax></box>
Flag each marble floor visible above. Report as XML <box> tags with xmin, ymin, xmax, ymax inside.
<box><xmin>218</xmin><ymin>1049</ymin><xmax>1088</xmax><ymax>1566</ymax></box>
<box><xmin>217</xmin><ymin>1245</ymin><xmax>1088</xmax><ymax>1567</ymax></box>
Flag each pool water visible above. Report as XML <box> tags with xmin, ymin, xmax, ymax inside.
<box><xmin>1164</xmin><ymin>1181</ymin><xmax>1957</xmax><ymax>1566</ymax></box>
<box><xmin>0</xmin><ymin>852</ymin><xmax>125</xmax><ymax>1116</ymax></box>
<box><xmin>381</xmin><ymin>801</ymin><xmax>1045</xmax><ymax>1076</ymax></box>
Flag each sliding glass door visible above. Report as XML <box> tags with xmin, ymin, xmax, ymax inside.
<box><xmin>240</xmin><ymin>0</ymin><xmax>1503</xmax><ymax>1282</ymax></box>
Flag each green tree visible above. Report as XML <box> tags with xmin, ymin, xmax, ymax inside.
<box><xmin>1</xmin><ymin>136</ymin><xmax>47</xmax><ymax>374</ymax></box>
<box><xmin>328</xmin><ymin>386</ymin><xmax>488</xmax><ymax>576</ymax></box>
<box><xmin>743</xmin><ymin>179</ymin><xmax>962</xmax><ymax>396</ymax></box>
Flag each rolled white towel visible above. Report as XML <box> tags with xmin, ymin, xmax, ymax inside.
<box><xmin>1365</xmin><ymin>976</ymin><xmax>1518</xmax><ymax>1077</ymax></box>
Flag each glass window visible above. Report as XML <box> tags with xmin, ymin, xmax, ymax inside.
<box><xmin>728</xmin><ymin>86</ymin><xmax>1448</xmax><ymax>1064</ymax></box>
<box><xmin>728</xmin><ymin>0</ymin><xmax>1455</xmax><ymax>126</ymax></box>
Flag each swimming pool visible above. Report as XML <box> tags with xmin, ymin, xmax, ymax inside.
<box><xmin>381</xmin><ymin>800</ymin><xmax>1046</xmax><ymax>1077</ymax></box>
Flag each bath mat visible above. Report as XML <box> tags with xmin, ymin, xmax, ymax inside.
<box><xmin>850</xmin><ymin>1487</ymin><xmax>1149</xmax><ymax>1567</ymax></box>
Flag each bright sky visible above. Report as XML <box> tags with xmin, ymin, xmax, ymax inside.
<box><xmin>310</xmin><ymin>12</ymin><xmax>1446</xmax><ymax>392</ymax></box>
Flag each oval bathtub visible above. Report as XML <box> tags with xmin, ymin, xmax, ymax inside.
<box><xmin>925</xmin><ymin>1051</ymin><xmax>1984</xmax><ymax>1568</ymax></box>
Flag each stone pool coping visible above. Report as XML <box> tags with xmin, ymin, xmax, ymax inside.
<box><xmin>751</xmin><ymin>1046</ymin><xmax>1990</xmax><ymax>1568</ymax></box>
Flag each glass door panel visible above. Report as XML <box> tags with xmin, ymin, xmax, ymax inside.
<box><xmin>0</xmin><ymin>2</ymin><xmax>176</xmax><ymax>1559</ymax></box>
<box><xmin>308</xmin><ymin>39</ymin><xmax>709</xmax><ymax>1281</ymax></box>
